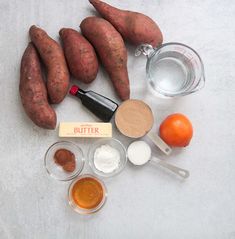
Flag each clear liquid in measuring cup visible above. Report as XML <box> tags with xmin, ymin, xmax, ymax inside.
<box><xmin>147</xmin><ymin>51</ymin><xmax>195</xmax><ymax>96</ymax></box>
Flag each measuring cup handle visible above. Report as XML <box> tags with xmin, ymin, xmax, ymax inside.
<box><xmin>135</xmin><ymin>44</ymin><xmax>155</xmax><ymax>57</ymax></box>
<box><xmin>151</xmin><ymin>157</ymin><xmax>190</xmax><ymax>179</ymax></box>
<box><xmin>147</xmin><ymin>132</ymin><xmax>172</xmax><ymax>155</ymax></box>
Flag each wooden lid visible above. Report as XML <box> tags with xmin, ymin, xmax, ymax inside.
<box><xmin>115</xmin><ymin>99</ymin><xmax>154</xmax><ymax>138</ymax></box>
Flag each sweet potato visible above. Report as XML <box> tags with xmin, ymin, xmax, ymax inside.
<box><xmin>29</xmin><ymin>25</ymin><xmax>69</xmax><ymax>104</ymax></box>
<box><xmin>59</xmin><ymin>28</ymin><xmax>98</xmax><ymax>84</ymax></box>
<box><xmin>80</xmin><ymin>17</ymin><xmax>130</xmax><ymax>100</ymax></box>
<box><xmin>20</xmin><ymin>43</ymin><xmax>57</xmax><ymax>129</ymax></box>
<box><xmin>89</xmin><ymin>0</ymin><xmax>163</xmax><ymax>47</ymax></box>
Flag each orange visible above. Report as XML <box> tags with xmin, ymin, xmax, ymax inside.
<box><xmin>159</xmin><ymin>113</ymin><xmax>193</xmax><ymax>147</ymax></box>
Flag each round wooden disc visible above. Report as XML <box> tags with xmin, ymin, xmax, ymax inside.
<box><xmin>115</xmin><ymin>99</ymin><xmax>154</xmax><ymax>138</ymax></box>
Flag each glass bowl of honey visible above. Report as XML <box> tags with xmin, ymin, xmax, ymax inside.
<box><xmin>68</xmin><ymin>174</ymin><xmax>107</xmax><ymax>214</ymax></box>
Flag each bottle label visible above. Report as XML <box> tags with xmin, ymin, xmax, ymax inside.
<box><xmin>59</xmin><ymin>122</ymin><xmax>112</xmax><ymax>138</ymax></box>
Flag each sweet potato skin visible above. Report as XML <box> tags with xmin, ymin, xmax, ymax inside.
<box><xmin>20</xmin><ymin>43</ymin><xmax>57</xmax><ymax>129</ymax></box>
<box><xmin>29</xmin><ymin>25</ymin><xmax>69</xmax><ymax>104</ymax></box>
<box><xmin>59</xmin><ymin>28</ymin><xmax>98</xmax><ymax>84</ymax></box>
<box><xmin>89</xmin><ymin>0</ymin><xmax>163</xmax><ymax>47</ymax></box>
<box><xmin>80</xmin><ymin>17</ymin><xmax>130</xmax><ymax>100</ymax></box>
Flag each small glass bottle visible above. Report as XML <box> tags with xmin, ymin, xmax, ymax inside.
<box><xmin>69</xmin><ymin>85</ymin><xmax>118</xmax><ymax>122</ymax></box>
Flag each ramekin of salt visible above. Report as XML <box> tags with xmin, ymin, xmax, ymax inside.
<box><xmin>88</xmin><ymin>138</ymin><xmax>127</xmax><ymax>177</ymax></box>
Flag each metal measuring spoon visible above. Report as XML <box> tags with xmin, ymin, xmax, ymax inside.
<box><xmin>127</xmin><ymin>141</ymin><xmax>189</xmax><ymax>179</ymax></box>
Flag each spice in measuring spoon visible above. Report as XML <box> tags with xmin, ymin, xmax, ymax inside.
<box><xmin>127</xmin><ymin>141</ymin><xmax>189</xmax><ymax>178</ymax></box>
<box><xmin>70</xmin><ymin>85</ymin><xmax>118</xmax><ymax>122</ymax></box>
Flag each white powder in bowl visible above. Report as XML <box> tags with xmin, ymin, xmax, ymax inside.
<box><xmin>94</xmin><ymin>144</ymin><xmax>121</xmax><ymax>173</ymax></box>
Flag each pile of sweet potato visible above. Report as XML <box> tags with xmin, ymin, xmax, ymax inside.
<box><xmin>19</xmin><ymin>0</ymin><xmax>163</xmax><ymax>129</ymax></box>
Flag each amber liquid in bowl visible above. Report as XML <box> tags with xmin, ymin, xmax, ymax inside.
<box><xmin>71</xmin><ymin>177</ymin><xmax>104</xmax><ymax>210</ymax></box>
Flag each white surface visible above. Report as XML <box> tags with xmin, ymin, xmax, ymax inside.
<box><xmin>0</xmin><ymin>0</ymin><xmax>235</xmax><ymax>238</ymax></box>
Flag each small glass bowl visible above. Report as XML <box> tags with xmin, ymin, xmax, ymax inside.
<box><xmin>44</xmin><ymin>141</ymin><xmax>85</xmax><ymax>181</ymax></box>
<box><xmin>68</xmin><ymin>174</ymin><xmax>107</xmax><ymax>214</ymax></box>
<box><xmin>88</xmin><ymin>138</ymin><xmax>127</xmax><ymax>178</ymax></box>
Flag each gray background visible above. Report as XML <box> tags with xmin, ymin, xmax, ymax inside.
<box><xmin>0</xmin><ymin>0</ymin><xmax>235</xmax><ymax>238</ymax></box>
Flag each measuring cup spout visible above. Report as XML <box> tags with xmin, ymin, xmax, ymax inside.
<box><xmin>135</xmin><ymin>44</ymin><xmax>155</xmax><ymax>58</ymax></box>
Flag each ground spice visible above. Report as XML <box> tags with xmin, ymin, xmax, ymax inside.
<box><xmin>72</xmin><ymin>177</ymin><xmax>104</xmax><ymax>209</ymax></box>
<box><xmin>54</xmin><ymin>148</ymin><xmax>76</xmax><ymax>172</ymax></box>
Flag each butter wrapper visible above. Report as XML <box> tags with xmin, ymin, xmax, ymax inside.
<box><xmin>59</xmin><ymin>122</ymin><xmax>112</xmax><ymax>138</ymax></box>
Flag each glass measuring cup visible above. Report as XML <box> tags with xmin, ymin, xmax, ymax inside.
<box><xmin>127</xmin><ymin>141</ymin><xmax>189</xmax><ymax>179</ymax></box>
<box><xmin>135</xmin><ymin>42</ymin><xmax>205</xmax><ymax>98</ymax></box>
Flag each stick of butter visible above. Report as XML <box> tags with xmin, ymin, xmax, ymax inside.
<box><xmin>59</xmin><ymin>122</ymin><xmax>112</xmax><ymax>138</ymax></box>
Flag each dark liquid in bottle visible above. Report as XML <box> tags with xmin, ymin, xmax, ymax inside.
<box><xmin>70</xmin><ymin>86</ymin><xmax>118</xmax><ymax>122</ymax></box>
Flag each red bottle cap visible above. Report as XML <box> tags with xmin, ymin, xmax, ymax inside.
<box><xmin>69</xmin><ymin>85</ymin><xmax>80</xmax><ymax>96</ymax></box>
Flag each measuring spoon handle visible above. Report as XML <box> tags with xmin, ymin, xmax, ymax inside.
<box><xmin>151</xmin><ymin>157</ymin><xmax>190</xmax><ymax>179</ymax></box>
<box><xmin>147</xmin><ymin>132</ymin><xmax>172</xmax><ymax>155</ymax></box>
